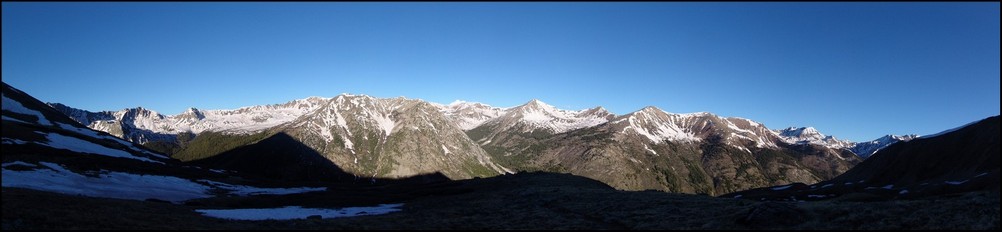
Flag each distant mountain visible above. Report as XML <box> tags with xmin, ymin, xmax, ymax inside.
<box><xmin>773</xmin><ymin>126</ymin><xmax>921</xmax><ymax>159</ymax></box>
<box><xmin>48</xmin><ymin>97</ymin><xmax>329</xmax><ymax>145</ymax></box>
<box><xmin>724</xmin><ymin>115</ymin><xmax>999</xmax><ymax>201</ymax></box>
<box><xmin>773</xmin><ymin>127</ymin><xmax>854</xmax><ymax>149</ymax></box>
<box><xmin>434</xmin><ymin>100</ymin><xmax>507</xmax><ymax>130</ymax></box>
<box><xmin>848</xmin><ymin>134</ymin><xmax>920</xmax><ymax>158</ymax></box>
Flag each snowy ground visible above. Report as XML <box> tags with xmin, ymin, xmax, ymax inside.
<box><xmin>1</xmin><ymin>161</ymin><xmax>328</xmax><ymax>203</ymax></box>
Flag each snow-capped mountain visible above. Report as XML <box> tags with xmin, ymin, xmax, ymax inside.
<box><xmin>53</xmin><ymin>94</ymin><xmax>909</xmax><ymax>160</ymax></box>
<box><xmin>848</xmin><ymin>134</ymin><xmax>920</xmax><ymax>158</ymax></box>
<box><xmin>608</xmin><ymin>107</ymin><xmax>780</xmax><ymax>150</ymax></box>
<box><xmin>508</xmin><ymin>99</ymin><xmax>614</xmax><ymax>134</ymax></box>
<box><xmin>44</xmin><ymin>89</ymin><xmax>918</xmax><ymax>191</ymax></box>
<box><xmin>469</xmin><ymin>99</ymin><xmax>614</xmax><ymax>143</ymax></box>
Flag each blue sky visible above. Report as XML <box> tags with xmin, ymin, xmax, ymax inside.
<box><xmin>2</xmin><ymin>2</ymin><xmax>999</xmax><ymax>141</ymax></box>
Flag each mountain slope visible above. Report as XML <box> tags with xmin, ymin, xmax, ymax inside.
<box><xmin>272</xmin><ymin>94</ymin><xmax>508</xmax><ymax>180</ymax></box>
<box><xmin>2</xmin><ymin>82</ymin><xmax>327</xmax><ymax>203</ymax></box>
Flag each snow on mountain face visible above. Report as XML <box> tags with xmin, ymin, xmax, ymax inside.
<box><xmin>284</xmin><ymin>94</ymin><xmax>508</xmax><ymax>179</ymax></box>
<box><xmin>493</xmin><ymin>99</ymin><xmax>614</xmax><ymax>134</ymax></box>
<box><xmin>610</xmin><ymin>107</ymin><xmax>779</xmax><ymax>149</ymax></box>
<box><xmin>773</xmin><ymin>127</ymin><xmax>854</xmax><ymax>149</ymax></box>
<box><xmin>50</xmin><ymin>97</ymin><xmax>331</xmax><ymax>144</ymax></box>
<box><xmin>437</xmin><ymin>100</ymin><xmax>507</xmax><ymax>130</ymax></box>
<box><xmin>296</xmin><ymin>94</ymin><xmax>402</xmax><ymax>148</ymax></box>
<box><xmin>615</xmin><ymin>107</ymin><xmax>702</xmax><ymax>143</ymax></box>
<box><xmin>723</xmin><ymin>117</ymin><xmax>780</xmax><ymax>148</ymax></box>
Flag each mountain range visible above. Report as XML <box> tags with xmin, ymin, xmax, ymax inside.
<box><xmin>44</xmin><ymin>91</ymin><xmax>915</xmax><ymax>195</ymax></box>
<box><xmin>3</xmin><ymin>81</ymin><xmax>998</xmax><ymax>229</ymax></box>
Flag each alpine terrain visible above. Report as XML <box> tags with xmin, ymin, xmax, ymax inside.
<box><xmin>48</xmin><ymin>94</ymin><xmax>922</xmax><ymax>195</ymax></box>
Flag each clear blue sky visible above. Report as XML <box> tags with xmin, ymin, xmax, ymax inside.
<box><xmin>3</xmin><ymin>2</ymin><xmax>999</xmax><ymax>141</ymax></box>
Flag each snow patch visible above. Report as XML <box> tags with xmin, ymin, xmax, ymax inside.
<box><xmin>643</xmin><ymin>144</ymin><xmax>657</xmax><ymax>155</ymax></box>
<box><xmin>2</xmin><ymin>162</ymin><xmax>211</xmax><ymax>203</ymax></box>
<box><xmin>373</xmin><ymin>114</ymin><xmax>395</xmax><ymax>138</ymax></box>
<box><xmin>55</xmin><ymin>122</ymin><xmax>166</xmax><ymax>158</ymax></box>
<box><xmin>2</xmin><ymin>93</ymin><xmax>52</xmax><ymax>126</ymax></box>
<box><xmin>196</xmin><ymin>204</ymin><xmax>404</xmax><ymax>220</ymax></box>
<box><xmin>771</xmin><ymin>185</ymin><xmax>794</xmax><ymax>191</ymax></box>
<box><xmin>2</xmin><ymin>115</ymin><xmax>32</xmax><ymax>124</ymax></box>
<box><xmin>197</xmin><ymin>180</ymin><xmax>327</xmax><ymax>196</ymax></box>
<box><xmin>945</xmin><ymin>180</ymin><xmax>968</xmax><ymax>185</ymax></box>
<box><xmin>2</xmin><ymin>161</ymin><xmax>36</xmax><ymax>168</ymax></box>
<box><xmin>41</xmin><ymin>132</ymin><xmax>164</xmax><ymax>164</ymax></box>
<box><xmin>2</xmin><ymin>138</ymin><xmax>29</xmax><ymax>145</ymax></box>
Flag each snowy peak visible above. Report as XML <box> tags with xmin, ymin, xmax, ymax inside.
<box><xmin>638</xmin><ymin>106</ymin><xmax>661</xmax><ymax>113</ymax></box>
<box><xmin>579</xmin><ymin>106</ymin><xmax>614</xmax><ymax>120</ymax></box>
<box><xmin>776</xmin><ymin>127</ymin><xmax>823</xmax><ymax>139</ymax></box>
<box><xmin>438</xmin><ymin>100</ymin><xmax>506</xmax><ymax>131</ymax></box>
<box><xmin>495</xmin><ymin>99</ymin><xmax>613</xmax><ymax>134</ymax></box>
<box><xmin>178</xmin><ymin>107</ymin><xmax>205</xmax><ymax>121</ymax></box>
<box><xmin>849</xmin><ymin>134</ymin><xmax>920</xmax><ymax>158</ymax></box>
<box><xmin>773</xmin><ymin>126</ymin><xmax>853</xmax><ymax>149</ymax></box>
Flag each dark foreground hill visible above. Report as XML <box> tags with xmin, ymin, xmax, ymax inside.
<box><xmin>2</xmin><ymin>171</ymin><xmax>998</xmax><ymax>230</ymax></box>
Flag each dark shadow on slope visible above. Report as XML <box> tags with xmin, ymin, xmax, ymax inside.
<box><xmin>188</xmin><ymin>132</ymin><xmax>357</xmax><ymax>182</ymax></box>
<box><xmin>183</xmin><ymin>131</ymin><xmax>456</xmax><ymax>188</ymax></box>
